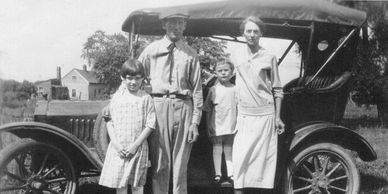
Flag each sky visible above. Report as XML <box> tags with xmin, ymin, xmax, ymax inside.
<box><xmin>0</xmin><ymin>0</ymin><xmax>300</xmax><ymax>84</ymax></box>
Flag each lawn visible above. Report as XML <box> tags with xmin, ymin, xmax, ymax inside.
<box><xmin>342</xmin><ymin>103</ymin><xmax>388</xmax><ymax>194</ymax></box>
<box><xmin>0</xmin><ymin>100</ymin><xmax>387</xmax><ymax>193</ymax></box>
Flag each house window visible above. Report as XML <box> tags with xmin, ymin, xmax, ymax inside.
<box><xmin>72</xmin><ymin>89</ymin><xmax>76</xmax><ymax>97</ymax></box>
<box><xmin>98</xmin><ymin>89</ymin><xmax>101</xmax><ymax>93</ymax></box>
<box><xmin>72</xmin><ymin>76</ymin><xmax>76</xmax><ymax>80</ymax></box>
<box><xmin>94</xmin><ymin>89</ymin><xmax>97</xmax><ymax>97</ymax></box>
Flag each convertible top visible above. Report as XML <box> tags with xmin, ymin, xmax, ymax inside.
<box><xmin>122</xmin><ymin>0</ymin><xmax>367</xmax><ymax>37</ymax></box>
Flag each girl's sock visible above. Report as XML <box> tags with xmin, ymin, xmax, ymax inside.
<box><xmin>117</xmin><ymin>187</ymin><xmax>127</xmax><ymax>194</ymax></box>
<box><xmin>132</xmin><ymin>186</ymin><xmax>144</xmax><ymax>194</ymax></box>
<box><xmin>224</xmin><ymin>143</ymin><xmax>233</xmax><ymax>177</ymax></box>
<box><xmin>213</xmin><ymin>144</ymin><xmax>223</xmax><ymax>176</ymax></box>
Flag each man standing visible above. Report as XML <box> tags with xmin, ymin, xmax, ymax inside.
<box><xmin>138</xmin><ymin>10</ymin><xmax>202</xmax><ymax>194</ymax></box>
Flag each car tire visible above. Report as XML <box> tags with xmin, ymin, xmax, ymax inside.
<box><xmin>283</xmin><ymin>143</ymin><xmax>360</xmax><ymax>194</ymax></box>
<box><xmin>0</xmin><ymin>138</ymin><xmax>77</xmax><ymax>194</ymax></box>
<box><xmin>93</xmin><ymin>112</ymin><xmax>109</xmax><ymax>162</ymax></box>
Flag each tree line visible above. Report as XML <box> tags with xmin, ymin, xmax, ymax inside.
<box><xmin>0</xmin><ymin>79</ymin><xmax>36</xmax><ymax>108</ymax></box>
<box><xmin>81</xmin><ymin>30</ymin><xmax>227</xmax><ymax>92</ymax></box>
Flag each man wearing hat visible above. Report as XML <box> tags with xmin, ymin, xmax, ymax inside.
<box><xmin>138</xmin><ymin>9</ymin><xmax>202</xmax><ymax>194</ymax></box>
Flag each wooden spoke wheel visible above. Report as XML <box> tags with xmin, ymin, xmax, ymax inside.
<box><xmin>284</xmin><ymin>143</ymin><xmax>359</xmax><ymax>194</ymax></box>
<box><xmin>0</xmin><ymin>139</ymin><xmax>77</xmax><ymax>194</ymax></box>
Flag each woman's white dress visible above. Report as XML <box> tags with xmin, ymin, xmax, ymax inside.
<box><xmin>231</xmin><ymin>46</ymin><xmax>283</xmax><ymax>189</ymax></box>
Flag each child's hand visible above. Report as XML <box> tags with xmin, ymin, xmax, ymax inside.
<box><xmin>207</xmin><ymin>129</ymin><xmax>215</xmax><ymax>137</ymax></box>
<box><xmin>111</xmin><ymin>142</ymin><xmax>126</xmax><ymax>158</ymax></box>
<box><xmin>123</xmin><ymin>144</ymin><xmax>139</xmax><ymax>158</ymax></box>
<box><xmin>102</xmin><ymin>105</ymin><xmax>111</xmax><ymax>122</ymax></box>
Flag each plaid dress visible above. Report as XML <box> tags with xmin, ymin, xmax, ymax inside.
<box><xmin>99</xmin><ymin>84</ymin><xmax>156</xmax><ymax>188</ymax></box>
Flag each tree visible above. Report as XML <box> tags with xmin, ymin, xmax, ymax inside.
<box><xmin>186</xmin><ymin>37</ymin><xmax>228</xmax><ymax>69</ymax></box>
<box><xmin>339</xmin><ymin>1</ymin><xmax>388</xmax><ymax>123</ymax></box>
<box><xmin>82</xmin><ymin>31</ymin><xmax>130</xmax><ymax>91</ymax></box>
<box><xmin>82</xmin><ymin>31</ymin><xmax>228</xmax><ymax>91</ymax></box>
<box><xmin>0</xmin><ymin>79</ymin><xmax>36</xmax><ymax>108</ymax></box>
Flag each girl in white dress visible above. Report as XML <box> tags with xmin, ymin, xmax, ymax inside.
<box><xmin>99</xmin><ymin>59</ymin><xmax>156</xmax><ymax>194</ymax></box>
<box><xmin>203</xmin><ymin>60</ymin><xmax>237</xmax><ymax>184</ymax></box>
<box><xmin>231</xmin><ymin>16</ymin><xmax>285</xmax><ymax>193</ymax></box>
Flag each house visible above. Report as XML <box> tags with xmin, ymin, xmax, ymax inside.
<box><xmin>35</xmin><ymin>67</ymin><xmax>68</xmax><ymax>100</ymax></box>
<box><xmin>62</xmin><ymin>65</ymin><xmax>107</xmax><ymax>100</ymax></box>
<box><xmin>35</xmin><ymin>79</ymin><xmax>60</xmax><ymax>100</ymax></box>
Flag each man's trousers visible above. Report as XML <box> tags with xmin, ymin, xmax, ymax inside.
<box><xmin>149</xmin><ymin>97</ymin><xmax>193</xmax><ymax>194</ymax></box>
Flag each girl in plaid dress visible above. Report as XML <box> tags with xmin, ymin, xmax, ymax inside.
<box><xmin>99</xmin><ymin>59</ymin><xmax>156</xmax><ymax>194</ymax></box>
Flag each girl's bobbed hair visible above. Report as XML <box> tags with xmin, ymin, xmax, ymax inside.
<box><xmin>120</xmin><ymin>58</ymin><xmax>145</xmax><ymax>78</ymax></box>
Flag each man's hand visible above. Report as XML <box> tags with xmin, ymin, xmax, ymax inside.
<box><xmin>276</xmin><ymin>118</ymin><xmax>285</xmax><ymax>135</ymax></box>
<box><xmin>188</xmin><ymin>124</ymin><xmax>199</xmax><ymax>143</ymax></box>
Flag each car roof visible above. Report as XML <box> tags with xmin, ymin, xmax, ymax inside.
<box><xmin>122</xmin><ymin>0</ymin><xmax>367</xmax><ymax>37</ymax></box>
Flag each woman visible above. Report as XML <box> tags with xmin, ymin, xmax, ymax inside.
<box><xmin>231</xmin><ymin>16</ymin><xmax>285</xmax><ymax>193</ymax></box>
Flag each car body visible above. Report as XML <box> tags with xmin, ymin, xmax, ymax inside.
<box><xmin>0</xmin><ymin>1</ymin><xmax>377</xmax><ymax>194</ymax></box>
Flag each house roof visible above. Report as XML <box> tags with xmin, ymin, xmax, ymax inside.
<box><xmin>35</xmin><ymin>78</ymin><xmax>60</xmax><ymax>86</ymax></box>
<box><xmin>73</xmin><ymin>69</ymin><xmax>101</xmax><ymax>84</ymax></box>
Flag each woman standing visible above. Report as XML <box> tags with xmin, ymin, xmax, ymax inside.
<box><xmin>231</xmin><ymin>16</ymin><xmax>285</xmax><ymax>193</ymax></box>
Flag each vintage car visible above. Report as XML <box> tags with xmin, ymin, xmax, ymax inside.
<box><xmin>0</xmin><ymin>0</ymin><xmax>377</xmax><ymax>194</ymax></box>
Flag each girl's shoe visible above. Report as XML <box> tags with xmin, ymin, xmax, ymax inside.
<box><xmin>213</xmin><ymin>175</ymin><xmax>222</xmax><ymax>184</ymax></box>
<box><xmin>226</xmin><ymin>176</ymin><xmax>234</xmax><ymax>184</ymax></box>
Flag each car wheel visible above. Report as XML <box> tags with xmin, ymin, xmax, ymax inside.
<box><xmin>93</xmin><ymin>112</ymin><xmax>109</xmax><ymax>162</ymax></box>
<box><xmin>284</xmin><ymin>143</ymin><xmax>359</xmax><ymax>194</ymax></box>
<box><xmin>0</xmin><ymin>138</ymin><xmax>77</xmax><ymax>194</ymax></box>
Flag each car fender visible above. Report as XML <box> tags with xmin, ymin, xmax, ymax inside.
<box><xmin>289</xmin><ymin>121</ymin><xmax>377</xmax><ymax>161</ymax></box>
<box><xmin>0</xmin><ymin>121</ymin><xmax>103</xmax><ymax>170</ymax></box>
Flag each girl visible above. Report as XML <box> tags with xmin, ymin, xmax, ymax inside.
<box><xmin>203</xmin><ymin>59</ymin><xmax>237</xmax><ymax>184</ymax></box>
<box><xmin>99</xmin><ymin>59</ymin><xmax>156</xmax><ymax>194</ymax></box>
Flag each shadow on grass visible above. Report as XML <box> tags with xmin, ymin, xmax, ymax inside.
<box><xmin>77</xmin><ymin>183</ymin><xmax>115</xmax><ymax>194</ymax></box>
<box><xmin>360</xmin><ymin>172</ymin><xmax>388</xmax><ymax>193</ymax></box>
<box><xmin>76</xmin><ymin>173</ymin><xmax>388</xmax><ymax>194</ymax></box>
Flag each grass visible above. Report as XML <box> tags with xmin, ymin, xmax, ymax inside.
<box><xmin>0</xmin><ymin>99</ymin><xmax>36</xmax><ymax>149</ymax></box>
<box><xmin>0</xmin><ymin>100</ymin><xmax>387</xmax><ymax>193</ymax></box>
<box><xmin>342</xmin><ymin>102</ymin><xmax>388</xmax><ymax>194</ymax></box>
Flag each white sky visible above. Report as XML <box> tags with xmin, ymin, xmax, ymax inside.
<box><xmin>0</xmin><ymin>0</ymin><xmax>300</xmax><ymax>84</ymax></box>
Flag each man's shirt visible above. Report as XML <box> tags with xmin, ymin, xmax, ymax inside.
<box><xmin>138</xmin><ymin>36</ymin><xmax>203</xmax><ymax>125</ymax></box>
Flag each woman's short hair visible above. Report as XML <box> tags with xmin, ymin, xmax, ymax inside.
<box><xmin>120</xmin><ymin>58</ymin><xmax>145</xmax><ymax>78</ymax></box>
<box><xmin>215</xmin><ymin>59</ymin><xmax>234</xmax><ymax>71</ymax></box>
<box><xmin>239</xmin><ymin>16</ymin><xmax>266</xmax><ymax>35</ymax></box>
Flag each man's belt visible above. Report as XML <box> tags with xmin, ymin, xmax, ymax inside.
<box><xmin>151</xmin><ymin>93</ymin><xmax>190</xmax><ymax>100</ymax></box>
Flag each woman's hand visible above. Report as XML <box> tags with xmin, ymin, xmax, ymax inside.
<box><xmin>275</xmin><ymin>118</ymin><xmax>285</xmax><ymax>135</ymax></box>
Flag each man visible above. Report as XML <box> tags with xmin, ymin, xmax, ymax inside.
<box><xmin>137</xmin><ymin>10</ymin><xmax>202</xmax><ymax>194</ymax></box>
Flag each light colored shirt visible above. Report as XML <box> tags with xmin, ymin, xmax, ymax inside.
<box><xmin>203</xmin><ymin>81</ymin><xmax>237</xmax><ymax>136</ymax></box>
<box><xmin>138</xmin><ymin>36</ymin><xmax>203</xmax><ymax>125</ymax></box>
<box><xmin>231</xmin><ymin>45</ymin><xmax>283</xmax><ymax>114</ymax></box>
